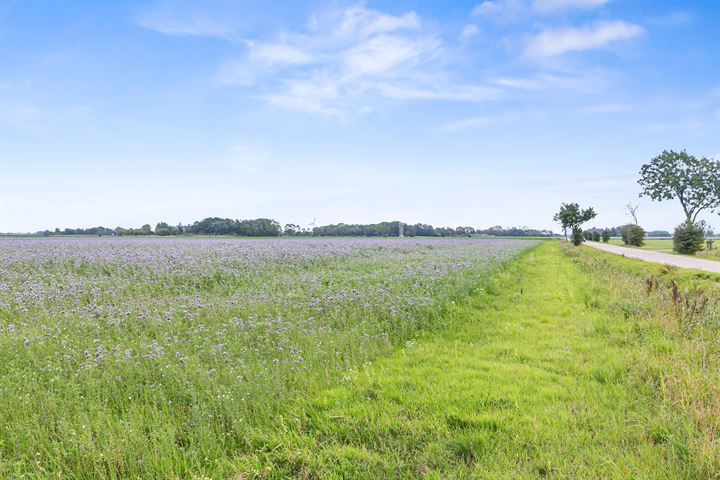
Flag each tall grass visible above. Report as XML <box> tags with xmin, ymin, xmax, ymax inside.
<box><xmin>566</xmin><ymin>243</ymin><xmax>719</xmax><ymax>475</ymax></box>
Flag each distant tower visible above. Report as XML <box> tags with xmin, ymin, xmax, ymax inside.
<box><xmin>398</xmin><ymin>222</ymin><xmax>404</xmax><ymax>238</ymax></box>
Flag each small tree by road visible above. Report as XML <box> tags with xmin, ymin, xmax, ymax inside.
<box><xmin>674</xmin><ymin>221</ymin><xmax>705</xmax><ymax>254</ymax></box>
<box><xmin>553</xmin><ymin>203</ymin><xmax>597</xmax><ymax>245</ymax></box>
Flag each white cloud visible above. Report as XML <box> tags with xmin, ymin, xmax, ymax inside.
<box><xmin>204</xmin><ymin>4</ymin><xmax>496</xmax><ymax>116</ymax></box>
<box><xmin>251</xmin><ymin>43</ymin><xmax>316</xmax><ymax>65</ymax></box>
<box><xmin>461</xmin><ymin>24</ymin><xmax>480</xmax><ymax>40</ymax></box>
<box><xmin>342</xmin><ymin>35</ymin><xmax>438</xmax><ymax>78</ymax></box>
<box><xmin>376</xmin><ymin>83</ymin><xmax>501</xmax><ymax>102</ymax></box>
<box><xmin>531</xmin><ymin>0</ymin><xmax>608</xmax><ymax>14</ymax></box>
<box><xmin>136</xmin><ymin>2</ymin><xmax>633</xmax><ymax>118</ymax></box>
<box><xmin>1</xmin><ymin>103</ymin><xmax>91</xmax><ymax>131</ymax></box>
<box><xmin>472</xmin><ymin>0</ymin><xmax>607</xmax><ymax>21</ymax></box>
<box><xmin>524</xmin><ymin>21</ymin><xmax>644</xmax><ymax>57</ymax></box>
<box><xmin>258</xmin><ymin>76</ymin><xmax>344</xmax><ymax>117</ymax></box>
<box><xmin>471</xmin><ymin>0</ymin><xmax>525</xmax><ymax>21</ymax></box>
<box><xmin>332</xmin><ymin>5</ymin><xmax>420</xmax><ymax>38</ymax></box>
<box><xmin>491</xmin><ymin>72</ymin><xmax>607</xmax><ymax>93</ymax></box>
<box><xmin>135</xmin><ymin>4</ymin><xmax>239</xmax><ymax>39</ymax></box>
<box><xmin>215</xmin><ymin>60</ymin><xmax>256</xmax><ymax>86</ymax></box>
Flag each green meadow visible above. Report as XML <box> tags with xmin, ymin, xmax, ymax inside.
<box><xmin>1</xmin><ymin>239</ymin><xmax>718</xmax><ymax>479</ymax></box>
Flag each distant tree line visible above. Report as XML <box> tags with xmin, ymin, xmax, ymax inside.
<box><xmin>600</xmin><ymin>226</ymin><xmax>671</xmax><ymax>238</ymax></box>
<box><xmin>39</xmin><ymin>219</ymin><xmax>556</xmax><ymax>238</ymax></box>
<box><xmin>41</xmin><ymin>218</ymin><xmax>282</xmax><ymax>237</ymax></box>
<box><xmin>287</xmin><ymin>222</ymin><xmax>553</xmax><ymax>237</ymax></box>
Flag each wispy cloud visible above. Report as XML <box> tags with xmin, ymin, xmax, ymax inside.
<box><xmin>524</xmin><ymin>21</ymin><xmax>644</xmax><ymax>57</ymax></box>
<box><xmin>329</xmin><ymin>5</ymin><xmax>421</xmax><ymax>38</ymax></box>
<box><xmin>1</xmin><ymin>103</ymin><xmax>90</xmax><ymax>131</ymax></box>
<box><xmin>491</xmin><ymin>71</ymin><xmax>608</xmax><ymax>93</ymax></box>
<box><xmin>531</xmin><ymin>0</ymin><xmax>608</xmax><ymax>14</ymax></box>
<box><xmin>136</xmin><ymin>2</ymin><xmax>643</xmax><ymax>118</ymax></box>
<box><xmin>135</xmin><ymin>3</ymin><xmax>240</xmax><ymax>40</ymax></box>
<box><xmin>200</xmin><ymin>4</ymin><xmax>498</xmax><ymax>116</ymax></box>
<box><xmin>461</xmin><ymin>24</ymin><xmax>480</xmax><ymax>40</ymax></box>
<box><xmin>472</xmin><ymin>0</ymin><xmax>607</xmax><ymax>22</ymax></box>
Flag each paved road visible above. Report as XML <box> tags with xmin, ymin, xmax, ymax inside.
<box><xmin>585</xmin><ymin>241</ymin><xmax>720</xmax><ymax>273</ymax></box>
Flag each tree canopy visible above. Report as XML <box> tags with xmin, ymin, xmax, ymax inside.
<box><xmin>638</xmin><ymin>150</ymin><xmax>720</xmax><ymax>223</ymax></box>
<box><xmin>553</xmin><ymin>203</ymin><xmax>597</xmax><ymax>239</ymax></box>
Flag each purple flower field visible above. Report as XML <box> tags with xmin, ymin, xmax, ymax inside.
<box><xmin>0</xmin><ymin>236</ymin><xmax>535</xmax><ymax>476</ymax></box>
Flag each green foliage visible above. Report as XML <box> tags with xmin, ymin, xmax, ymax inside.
<box><xmin>602</xmin><ymin>229</ymin><xmax>610</xmax><ymax>243</ymax></box>
<box><xmin>592</xmin><ymin>231</ymin><xmax>601</xmax><ymax>242</ymax></box>
<box><xmin>571</xmin><ymin>226</ymin><xmax>584</xmax><ymax>246</ymax></box>
<box><xmin>553</xmin><ymin>203</ymin><xmax>597</xmax><ymax>239</ymax></box>
<box><xmin>639</xmin><ymin>150</ymin><xmax>720</xmax><ymax>223</ymax></box>
<box><xmin>673</xmin><ymin>220</ymin><xmax>705</xmax><ymax>255</ymax></box>
<box><xmin>189</xmin><ymin>217</ymin><xmax>281</xmax><ymax>236</ymax></box>
<box><xmin>154</xmin><ymin>221</ymin><xmax>176</xmax><ymax>236</ymax></box>
<box><xmin>623</xmin><ymin>224</ymin><xmax>646</xmax><ymax>246</ymax></box>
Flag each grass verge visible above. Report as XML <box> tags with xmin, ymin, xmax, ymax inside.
<box><xmin>235</xmin><ymin>241</ymin><xmax>719</xmax><ymax>479</ymax></box>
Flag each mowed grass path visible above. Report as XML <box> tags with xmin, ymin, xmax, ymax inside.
<box><xmin>240</xmin><ymin>242</ymin><xmax>712</xmax><ymax>478</ymax></box>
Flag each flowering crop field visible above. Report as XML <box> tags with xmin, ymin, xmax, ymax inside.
<box><xmin>0</xmin><ymin>237</ymin><xmax>534</xmax><ymax>477</ymax></box>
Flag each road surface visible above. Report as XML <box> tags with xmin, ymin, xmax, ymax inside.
<box><xmin>584</xmin><ymin>241</ymin><xmax>720</xmax><ymax>274</ymax></box>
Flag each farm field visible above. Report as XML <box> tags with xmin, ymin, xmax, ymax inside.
<box><xmin>608</xmin><ymin>238</ymin><xmax>720</xmax><ymax>262</ymax></box>
<box><xmin>0</xmin><ymin>237</ymin><xmax>531</xmax><ymax>477</ymax></box>
<box><xmin>1</xmin><ymin>238</ymin><xmax>718</xmax><ymax>478</ymax></box>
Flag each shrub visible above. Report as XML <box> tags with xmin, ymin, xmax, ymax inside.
<box><xmin>571</xmin><ymin>226</ymin><xmax>584</xmax><ymax>246</ymax></box>
<box><xmin>673</xmin><ymin>221</ymin><xmax>705</xmax><ymax>255</ymax></box>
<box><xmin>624</xmin><ymin>225</ymin><xmax>645</xmax><ymax>247</ymax></box>
<box><xmin>592</xmin><ymin>231</ymin><xmax>601</xmax><ymax>242</ymax></box>
<box><xmin>601</xmin><ymin>229</ymin><xmax>610</xmax><ymax>243</ymax></box>
<box><xmin>620</xmin><ymin>225</ymin><xmax>629</xmax><ymax>244</ymax></box>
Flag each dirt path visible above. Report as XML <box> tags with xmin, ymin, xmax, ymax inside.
<box><xmin>585</xmin><ymin>241</ymin><xmax>720</xmax><ymax>273</ymax></box>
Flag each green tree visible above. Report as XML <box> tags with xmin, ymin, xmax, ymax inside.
<box><xmin>601</xmin><ymin>229</ymin><xmax>610</xmax><ymax>243</ymax></box>
<box><xmin>571</xmin><ymin>226</ymin><xmax>584</xmax><ymax>246</ymax></box>
<box><xmin>284</xmin><ymin>224</ymin><xmax>300</xmax><ymax>235</ymax></box>
<box><xmin>553</xmin><ymin>203</ymin><xmax>597</xmax><ymax>240</ymax></box>
<box><xmin>639</xmin><ymin>150</ymin><xmax>720</xmax><ymax>223</ymax></box>
<box><xmin>624</xmin><ymin>225</ymin><xmax>645</xmax><ymax>246</ymax></box>
<box><xmin>155</xmin><ymin>222</ymin><xmax>171</xmax><ymax>236</ymax></box>
<box><xmin>673</xmin><ymin>220</ymin><xmax>705</xmax><ymax>255</ymax></box>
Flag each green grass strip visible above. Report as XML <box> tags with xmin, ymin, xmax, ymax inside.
<box><xmin>237</xmin><ymin>241</ymin><xmax>715</xmax><ymax>479</ymax></box>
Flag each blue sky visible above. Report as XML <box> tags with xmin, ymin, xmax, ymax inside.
<box><xmin>1</xmin><ymin>0</ymin><xmax>718</xmax><ymax>233</ymax></box>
